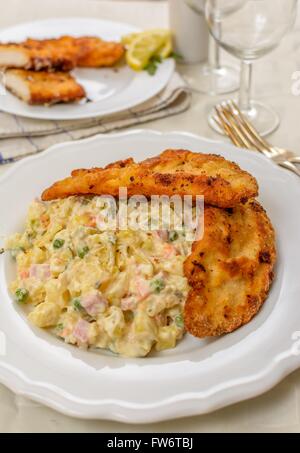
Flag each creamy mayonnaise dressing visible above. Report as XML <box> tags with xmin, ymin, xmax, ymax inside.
<box><xmin>6</xmin><ymin>196</ymin><xmax>194</xmax><ymax>357</ymax></box>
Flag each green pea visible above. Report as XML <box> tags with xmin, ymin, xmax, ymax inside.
<box><xmin>53</xmin><ymin>239</ymin><xmax>65</xmax><ymax>249</ymax></box>
<box><xmin>78</xmin><ymin>246</ymin><xmax>89</xmax><ymax>259</ymax></box>
<box><xmin>15</xmin><ymin>288</ymin><xmax>29</xmax><ymax>304</ymax></box>
<box><xmin>175</xmin><ymin>314</ymin><xmax>184</xmax><ymax>329</ymax></box>
<box><xmin>73</xmin><ymin>298</ymin><xmax>83</xmax><ymax>312</ymax></box>
<box><xmin>169</xmin><ymin>231</ymin><xmax>179</xmax><ymax>242</ymax></box>
<box><xmin>151</xmin><ymin>278</ymin><xmax>165</xmax><ymax>294</ymax></box>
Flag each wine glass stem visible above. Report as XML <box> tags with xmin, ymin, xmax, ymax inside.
<box><xmin>239</xmin><ymin>60</ymin><xmax>253</xmax><ymax>112</ymax></box>
<box><xmin>208</xmin><ymin>35</ymin><xmax>221</xmax><ymax>71</ymax></box>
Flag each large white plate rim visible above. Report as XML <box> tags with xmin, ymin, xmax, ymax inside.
<box><xmin>0</xmin><ymin>129</ymin><xmax>299</xmax><ymax>423</ymax></box>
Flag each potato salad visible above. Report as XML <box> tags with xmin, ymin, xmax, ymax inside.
<box><xmin>6</xmin><ymin>196</ymin><xmax>193</xmax><ymax>357</ymax></box>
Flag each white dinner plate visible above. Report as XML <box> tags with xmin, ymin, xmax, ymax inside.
<box><xmin>0</xmin><ymin>18</ymin><xmax>175</xmax><ymax>121</ymax></box>
<box><xmin>0</xmin><ymin>130</ymin><xmax>300</xmax><ymax>423</ymax></box>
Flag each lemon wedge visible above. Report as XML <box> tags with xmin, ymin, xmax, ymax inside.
<box><xmin>157</xmin><ymin>36</ymin><xmax>173</xmax><ymax>59</ymax></box>
<box><xmin>121</xmin><ymin>33</ymin><xmax>139</xmax><ymax>46</ymax></box>
<box><xmin>122</xmin><ymin>29</ymin><xmax>171</xmax><ymax>46</ymax></box>
<box><xmin>124</xmin><ymin>29</ymin><xmax>173</xmax><ymax>71</ymax></box>
<box><xmin>126</xmin><ymin>34</ymin><xmax>164</xmax><ymax>71</ymax></box>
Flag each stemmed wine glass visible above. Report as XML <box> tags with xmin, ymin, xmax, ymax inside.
<box><xmin>205</xmin><ymin>0</ymin><xmax>298</xmax><ymax>135</ymax></box>
<box><xmin>184</xmin><ymin>0</ymin><xmax>241</xmax><ymax>95</ymax></box>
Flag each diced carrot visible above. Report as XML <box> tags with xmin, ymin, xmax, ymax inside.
<box><xmin>40</xmin><ymin>214</ymin><xmax>50</xmax><ymax>228</ymax></box>
<box><xmin>19</xmin><ymin>269</ymin><xmax>29</xmax><ymax>280</ymax></box>
<box><xmin>84</xmin><ymin>214</ymin><xmax>97</xmax><ymax>228</ymax></box>
<box><xmin>163</xmin><ymin>243</ymin><xmax>177</xmax><ymax>259</ymax></box>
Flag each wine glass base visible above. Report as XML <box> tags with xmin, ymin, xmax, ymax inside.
<box><xmin>208</xmin><ymin>100</ymin><xmax>280</xmax><ymax>137</ymax></box>
<box><xmin>184</xmin><ymin>64</ymin><xmax>239</xmax><ymax>96</ymax></box>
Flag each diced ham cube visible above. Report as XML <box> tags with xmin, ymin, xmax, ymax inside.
<box><xmin>81</xmin><ymin>293</ymin><xmax>108</xmax><ymax>317</ymax></box>
<box><xmin>155</xmin><ymin>313</ymin><xmax>167</xmax><ymax>325</ymax></box>
<box><xmin>29</xmin><ymin>264</ymin><xmax>51</xmax><ymax>281</ymax></box>
<box><xmin>154</xmin><ymin>230</ymin><xmax>168</xmax><ymax>242</ymax></box>
<box><xmin>163</xmin><ymin>243</ymin><xmax>177</xmax><ymax>259</ymax></box>
<box><xmin>73</xmin><ymin>319</ymin><xmax>90</xmax><ymax>344</ymax></box>
<box><xmin>135</xmin><ymin>277</ymin><xmax>151</xmax><ymax>301</ymax></box>
<box><xmin>121</xmin><ymin>296</ymin><xmax>137</xmax><ymax>311</ymax></box>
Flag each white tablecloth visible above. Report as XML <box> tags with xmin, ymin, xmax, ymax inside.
<box><xmin>0</xmin><ymin>0</ymin><xmax>300</xmax><ymax>433</ymax></box>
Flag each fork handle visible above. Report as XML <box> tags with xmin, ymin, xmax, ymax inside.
<box><xmin>288</xmin><ymin>156</ymin><xmax>300</xmax><ymax>165</ymax></box>
<box><xmin>279</xmin><ymin>161</ymin><xmax>300</xmax><ymax>177</ymax></box>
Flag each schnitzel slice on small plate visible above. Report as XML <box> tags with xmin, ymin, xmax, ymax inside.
<box><xmin>0</xmin><ymin>36</ymin><xmax>125</xmax><ymax>71</ymax></box>
<box><xmin>4</xmin><ymin>69</ymin><xmax>86</xmax><ymax>105</ymax></box>
<box><xmin>0</xmin><ymin>18</ymin><xmax>174</xmax><ymax>120</ymax></box>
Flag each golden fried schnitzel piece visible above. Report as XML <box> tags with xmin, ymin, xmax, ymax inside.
<box><xmin>4</xmin><ymin>69</ymin><xmax>86</xmax><ymax>105</ymax></box>
<box><xmin>184</xmin><ymin>201</ymin><xmax>276</xmax><ymax>338</ymax></box>
<box><xmin>0</xmin><ymin>37</ymin><xmax>78</xmax><ymax>71</ymax></box>
<box><xmin>0</xmin><ymin>36</ymin><xmax>125</xmax><ymax>71</ymax></box>
<box><xmin>74</xmin><ymin>37</ymin><xmax>125</xmax><ymax>67</ymax></box>
<box><xmin>41</xmin><ymin>150</ymin><xmax>258</xmax><ymax>208</ymax></box>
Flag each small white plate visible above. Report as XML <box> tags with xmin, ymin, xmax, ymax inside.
<box><xmin>0</xmin><ymin>18</ymin><xmax>175</xmax><ymax>121</ymax></box>
<box><xmin>0</xmin><ymin>130</ymin><xmax>300</xmax><ymax>423</ymax></box>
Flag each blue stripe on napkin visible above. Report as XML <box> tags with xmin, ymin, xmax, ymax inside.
<box><xmin>0</xmin><ymin>153</ymin><xmax>14</xmax><ymax>165</ymax></box>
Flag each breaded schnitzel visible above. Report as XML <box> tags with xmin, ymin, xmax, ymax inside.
<box><xmin>0</xmin><ymin>36</ymin><xmax>77</xmax><ymax>71</ymax></box>
<box><xmin>3</xmin><ymin>69</ymin><xmax>86</xmax><ymax>105</ymax></box>
<box><xmin>184</xmin><ymin>201</ymin><xmax>276</xmax><ymax>337</ymax></box>
<box><xmin>74</xmin><ymin>37</ymin><xmax>125</xmax><ymax>68</ymax></box>
<box><xmin>0</xmin><ymin>36</ymin><xmax>125</xmax><ymax>71</ymax></box>
<box><xmin>41</xmin><ymin>150</ymin><xmax>258</xmax><ymax>208</ymax></box>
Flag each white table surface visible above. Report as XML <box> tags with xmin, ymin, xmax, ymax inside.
<box><xmin>0</xmin><ymin>0</ymin><xmax>300</xmax><ymax>433</ymax></box>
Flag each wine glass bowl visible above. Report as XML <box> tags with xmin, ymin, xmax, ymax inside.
<box><xmin>205</xmin><ymin>0</ymin><xmax>298</xmax><ymax>136</ymax></box>
<box><xmin>206</xmin><ymin>0</ymin><xmax>297</xmax><ymax>60</ymax></box>
<box><xmin>184</xmin><ymin>0</ymin><xmax>240</xmax><ymax>95</ymax></box>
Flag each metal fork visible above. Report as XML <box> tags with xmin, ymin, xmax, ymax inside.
<box><xmin>212</xmin><ymin>100</ymin><xmax>300</xmax><ymax>177</ymax></box>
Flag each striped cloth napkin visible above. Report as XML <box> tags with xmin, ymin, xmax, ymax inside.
<box><xmin>0</xmin><ymin>72</ymin><xmax>191</xmax><ymax>165</ymax></box>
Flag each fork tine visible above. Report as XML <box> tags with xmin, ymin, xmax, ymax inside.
<box><xmin>214</xmin><ymin>106</ymin><xmax>245</xmax><ymax>148</ymax></box>
<box><xmin>216</xmin><ymin>100</ymin><xmax>300</xmax><ymax>179</ymax></box>
<box><xmin>218</xmin><ymin>104</ymin><xmax>258</xmax><ymax>150</ymax></box>
<box><xmin>224</xmin><ymin>101</ymin><xmax>267</xmax><ymax>152</ymax></box>
<box><xmin>217</xmin><ymin>102</ymin><xmax>275</xmax><ymax>158</ymax></box>
<box><xmin>222</xmin><ymin>101</ymin><xmax>275</xmax><ymax>157</ymax></box>
<box><xmin>228</xmin><ymin>101</ymin><xmax>273</xmax><ymax>152</ymax></box>
<box><xmin>211</xmin><ymin>108</ymin><xmax>225</xmax><ymax>129</ymax></box>
<box><xmin>213</xmin><ymin>109</ymin><xmax>241</xmax><ymax>146</ymax></box>
<box><xmin>216</xmin><ymin>104</ymin><xmax>256</xmax><ymax>149</ymax></box>
<box><xmin>212</xmin><ymin>113</ymin><xmax>235</xmax><ymax>140</ymax></box>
